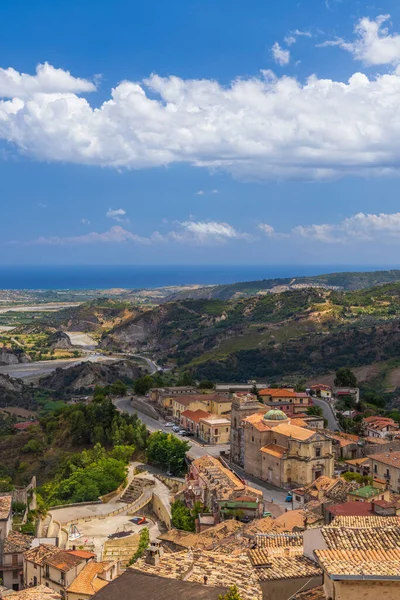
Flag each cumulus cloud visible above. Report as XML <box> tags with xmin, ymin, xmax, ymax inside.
<box><xmin>171</xmin><ymin>221</ymin><xmax>252</xmax><ymax>244</ymax></box>
<box><xmin>4</xmin><ymin>59</ymin><xmax>400</xmax><ymax>180</ymax></box>
<box><xmin>195</xmin><ymin>190</ymin><xmax>205</xmax><ymax>195</ymax></box>
<box><xmin>320</xmin><ymin>15</ymin><xmax>400</xmax><ymax>66</ymax></box>
<box><xmin>293</xmin><ymin>212</ymin><xmax>400</xmax><ymax>243</ymax></box>
<box><xmin>258</xmin><ymin>223</ymin><xmax>287</xmax><ymax>239</ymax></box>
<box><xmin>106</xmin><ymin>208</ymin><xmax>128</xmax><ymax>223</ymax></box>
<box><xmin>271</xmin><ymin>42</ymin><xmax>290</xmax><ymax>65</ymax></box>
<box><xmin>0</xmin><ymin>62</ymin><xmax>95</xmax><ymax>97</ymax></box>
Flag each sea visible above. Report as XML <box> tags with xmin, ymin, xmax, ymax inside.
<box><xmin>0</xmin><ymin>264</ymin><xmax>397</xmax><ymax>290</ymax></box>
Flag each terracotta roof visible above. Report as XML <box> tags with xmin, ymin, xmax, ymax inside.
<box><xmin>271</xmin><ymin>423</ymin><xmax>316</xmax><ymax>441</ymax></box>
<box><xmin>248</xmin><ymin>553</ymin><xmax>322</xmax><ymax>580</ymax></box>
<box><xmin>316</xmin><ymin>548</ymin><xmax>400</xmax><ymax>577</ymax></box>
<box><xmin>369</xmin><ymin>450</ymin><xmax>400</xmax><ymax>467</ymax></box>
<box><xmin>134</xmin><ymin>550</ymin><xmax>262</xmax><ymax>600</ymax></box>
<box><xmin>343</xmin><ymin>457</ymin><xmax>370</xmax><ymax>466</ymax></box>
<box><xmin>255</xmin><ymin>532</ymin><xmax>303</xmax><ymax>548</ymax></box>
<box><xmin>273</xmin><ymin>510</ymin><xmax>321</xmax><ymax>531</ymax></box>
<box><xmin>24</xmin><ymin>544</ymin><xmax>60</xmax><ymax>566</ymax></box>
<box><xmin>244</xmin><ymin>517</ymin><xmax>284</xmax><ymax>536</ymax></box>
<box><xmin>364</xmin><ymin>416</ymin><xmax>395</xmax><ymax>423</ymax></box>
<box><xmin>326</xmin><ymin>502</ymin><xmax>374</xmax><ymax>518</ymax></box>
<box><xmin>159</xmin><ymin>520</ymin><xmax>244</xmax><ymax>551</ymax></box>
<box><xmin>328</xmin><ymin>515</ymin><xmax>400</xmax><ymax>528</ymax></box>
<box><xmin>89</xmin><ymin>569</ymin><xmax>227</xmax><ymax>600</ymax></box>
<box><xmin>4</xmin><ymin>530</ymin><xmax>32</xmax><ymax>553</ymax></box>
<box><xmin>67</xmin><ymin>549</ymin><xmax>97</xmax><ymax>559</ymax></box>
<box><xmin>0</xmin><ymin>495</ymin><xmax>12</xmax><ymax>520</ymax></box>
<box><xmin>190</xmin><ymin>456</ymin><xmax>262</xmax><ymax>502</ymax></box>
<box><xmin>67</xmin><ymin>561</ymin><xmax>114</xmax><ymax>595</ymax></box>
<box><xmin>294</xmin><ymin>586</ymin><xmax>326</xmax><ymax>600</ymax></box>
<box><xmin>260</xmin><ymin>443</ymin><xmax>287</xmax><ymax>458</ymax></box>
<box><xmin>243</xmin><ymin>412</ymin><xmax>271</xmax><ymax>432</ymax></box>
<box><xmin>45</xmin><ymin>549</ymin><xmax>85</xmax><ymax>571</ymax></box>
<box><xmin>181</xmin><ymin>409</ymin><xmax>211</xmax><ymax>423</ymax></box>
<box><xmin>6</xmin><ymin>585</ymin><xmax>61</xmax><ymax>599</ymax></box>
<box><xmin>322</xmin><ymin>525</ymin><xmax>400</xmax><ymax>551</ymax></box>
<box><xmin>174</xmin><ymin>394</ymin><xmax>230</xmax><ymax>405</ymax></box>
<box><xmin>259</xmin><ymin>388</ymin><xmax>296</xmax><ymax>398</ymax></box>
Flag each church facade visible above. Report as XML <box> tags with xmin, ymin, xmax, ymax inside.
<box><xmin>242</xmin><ymin>409</ymin><xmax>334</xmax><ymax>489</ymax></box>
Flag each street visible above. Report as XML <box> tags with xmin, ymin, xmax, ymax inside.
<box><xmin>312</xmin><ymin>396</ymin><xmax>342</xmax><ymax>431</ymax></box>
<box><xmin>114</xmin><ymin>397</ymin><xmax>229</xmax><ymax>459</ymax></box>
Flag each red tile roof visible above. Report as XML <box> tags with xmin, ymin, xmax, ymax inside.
<box><xmin>326</xmin><ymin>502</ymin><xmax>374</xmax><ymax>517</ymax></box>
<box><xmin>181</xmin><ymin>409</ymin><xmax>211</xmax><ymax>423</ymax></box>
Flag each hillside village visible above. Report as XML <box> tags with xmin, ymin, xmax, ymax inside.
<box><xmin>1</xmin><ymin>368</ymin><xmax>400</xmax><ymax>600</ymax></box>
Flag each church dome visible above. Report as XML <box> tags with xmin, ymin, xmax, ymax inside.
<box><xmin>263</xmin><ymin>409</ymin><xmax>288</xmax><ymax>421</ymax></box>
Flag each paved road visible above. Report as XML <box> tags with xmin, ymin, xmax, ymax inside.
<box><xmin>114</xmin><ymin>397</ymin><xmax>229</xmax><ymax>459</ymax></box>
<box><xmin>312</xmin><ymin>397</ymin><xmax>342</xmax><ymax>431</ymax></box>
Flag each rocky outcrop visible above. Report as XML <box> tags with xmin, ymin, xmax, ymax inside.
<box><xmin>39</xmin><ymin>359</ymin><xmax>142</xmax><ymax>393</ymax></box>
<box><xmin>47</xmin><ymin>331</ymin><xmax>72</xmax><ymax>350</ymax></box>
<box><xmin>0</xmin><ymin>348</ymin><xmax>31</xmax><ymax>366</ymax></box>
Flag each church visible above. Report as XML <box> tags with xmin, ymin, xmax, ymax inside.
<box><xmin>241</xmin><ymin>409</ymin><xmax>334</xmax><ymax>489</ymax></box>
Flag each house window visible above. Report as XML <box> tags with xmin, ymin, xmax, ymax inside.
<box><xmin>295</xmin><ymin>495</ymin><xmax>301</xmax><ymax>502</ymax></box>
<box><xmin>226</xmin><ymin>428</ymin><xmax>229</xmax><ymax>432</ymax></box>
<box><xmin>315</xmin><ymin>447</ymin><xmax>321</xmax><ymax>458</ymax></box>
<box><xmin>12</xmin><ymin>555</ymin><xmax>18</xmax><ymax>566</ymax></box>
<box><xmin>374</xmin><ymin>464</ymin><xmax>377</xmax><ymax>474</ymax></box>
<box><xmin>252</xmin><ymin>436</ymin><xmax>254</xmax><ymax>442</ymax></box>
<box><xmin>33</xmin><ymin>576</ymin><xmax>37</xmax><ymax>586</ymax></box>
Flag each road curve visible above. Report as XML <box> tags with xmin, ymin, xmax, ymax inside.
<box><xmin>312</xmin><ymin>396</ymin><xmax>342</xmax><ymax>431</ymax></box>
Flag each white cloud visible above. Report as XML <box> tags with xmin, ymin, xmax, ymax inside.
<box><xmin>195</xmin><ymin>190</ymin><xmax>205</xmax><ymax>195</ymax></box>
<box><xmin>106</xmin><ymin>208</ymin><xmax>128</xmax><ymax>223</ymax></box>
<box><xmin>258</xmin><ymin>223</ymin><xmax>287</xmax><ymax>239</ymax></box>
<box><xmin>81</xmin><ymin>218</ymin><xmax>90</xmax><ymax>225</ymax></box>
<box><xmin>293</xmin><ymin>212</ymin><xmax>400</xmax><ymax>243</ymax></box>
<box><xmin>171</xmin><ymin>221</ymin><xmax>252</xmax><ymax>244</ymax></box>
<box><xmin>211</xmin><ymin>189</ymin><xmax>219</xmax><ymax>194</ymax></box>
<box><xmin>320</xmin><ymin>15</ymin><xmax>400</xmax><ymax>66</ymax></box>
<box><xmin>285</xmin><ymin>30</ymin><xmax>312</xmax><ymax>45</ymax></box>
<box><xmin>0</xmin><ymin>62</ymin><xmax>95</xmax><ymax>98</ymax></box>
<box><xmin>4</xmin><ymin>61</ymin><xmax>400</xmax><ymax>180</ymax></box>
<box><xmin>31</xmin><ymin>225</ymin><xmax>151</xmax><ymax>245</ymax></box>
<box><xmin>271</xmin><ymin>42</ymin><xmax>290</xmax><ymax>65</ymax></box>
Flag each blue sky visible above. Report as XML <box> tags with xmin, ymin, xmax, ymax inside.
<box><xmin>2</xmin><ymin>0</ymin><xmax>400</xmax><ymax>265</ymax></box>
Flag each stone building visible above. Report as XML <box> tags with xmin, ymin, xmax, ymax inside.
<box><xmin>242</xmin><ymin>410</ymin><xmax>334</xmax><ymax>489</ymax></box>
<box><xmin>230</xmin><ymin>393</ymin><xmax>263</xmax><ymax>466</ymax></box>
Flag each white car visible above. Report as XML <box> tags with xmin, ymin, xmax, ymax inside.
<box><xmin>164</xmin><ymin>422</ymin><xmax>175</xmax><ymax>427</ymax></box>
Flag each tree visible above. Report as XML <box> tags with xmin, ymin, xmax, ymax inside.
<box><xmin>307</xmin><ymin>406</ymin><xmax>323</xmax><ymax>417</ymax></box>
<box><xmin>109</xmin><ymin>380</ymin><xmax>128</xmax><ymax>397</ymax></box>
<box><xmin>133</xmin><ymin>375</ymin><xmax>153</xmax><ymax>396</ymax></box>
<box><xmin>334</xmin><ymin>368</ymin><xmax>357</xmax><ymax>388</ymax></box>
<box><xmin>177</xmin><ymin>371</ymin><xmax>194</xmax><ymax>386</ymax></box>
<box><xmin>146</xmin><ymin>431</ymin><xmax>189</xmax><ymax>475</ymax></box>
<box><xmin>218</xmin><ymin>585</ymin><xmax>243</xmax><ymax>600</ymax></box>
<box><xmin>128</xmin><ymin>527</ymin><xmax>150</xmax><ymax>565</ymax></box>
<box><xmin>171</xmin><ymin>499</ymin><xmax>195</xmax><ymax>532</ymax></box>
<box><xmin>198</xmin><ymin>380</ymin><xmax>215</xmax><ymax>390</ymax></box>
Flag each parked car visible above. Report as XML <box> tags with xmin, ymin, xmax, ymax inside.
<box><xmin>165</xmin><ymin>422</ymin><xmax>175</xmax><ymax>427</ymax></box>
<box><xmin>178</xmin><ymin>429</ymin><xmax>186</xmax><ymax>435</ymax></box>
<box><xmin>184</xmin><ymin>431</ymin><xmax>194</xmax><ymax>437</ymax></box>
<box><xmin>285</xmin><ymin>492</ymin><xmax>293</xmax><ymax>502</ymax></box>
<box><xmin>172</xmin><ymin>425</ymin><xmax>180</xmax><ymax>432</ymax></box>
<box><xmin>263</xmin><ymin>511</ymin><xmax>272</xmax><ymax>518</ymax></box>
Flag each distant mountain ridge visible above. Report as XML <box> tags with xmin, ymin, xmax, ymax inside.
<box><xmin>165</xmin><ymin>269</ymin><xmax>400</xmax><ymax>301</ymax></box>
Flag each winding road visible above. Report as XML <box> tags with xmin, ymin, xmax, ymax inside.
<box><xmin>312</xmin><ymin>396</ymin><xmax>342</xmax><ymax>431</ymax></box>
